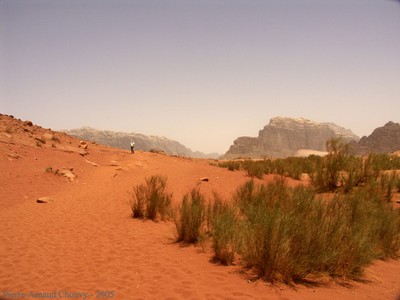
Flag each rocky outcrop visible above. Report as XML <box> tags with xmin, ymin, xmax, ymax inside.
<box><xmin>349</xmin><ymin>121</ymin><xmax>400</xmax><ymax>155</ymax></box>
<box><xmin>223</xmin><ymin>117</ymin><xmax>359</xmax><ymax>158</ymax></box>
<box><xmin>64</xmin><ymin>127</ymin><xmax>219</xmax><ymax>159</ymax></box>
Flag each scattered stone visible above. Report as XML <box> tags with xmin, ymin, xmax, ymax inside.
<box><xmin>79</xmin><ymin>149</ymin><xmax>88</xmax><ymax>156</ymax></box>
<box><xmin>61</xmin><ymin>145</ymin><xmax>88</xmax><ymax>156</ymax></box>
<box><xmin>42</xmin><ymin>133</ymin><xmax>54</xmax><ymax>141</ymax></box>
<box><xmin>7</xmin><ymin>152</ymin><xmax>20</xmax><ymax>159</ymax></box>
<box><xmin>2</xmin><ymin>132</ymin><xmax>12</xmax><ymax>139</ymax></box>
<box><xmin>79</xmin><ymin>141</ymin><xmax>89</xmax><ymax>149</ymax></box>
<box><xmin>35</xmin><ymin>136</ymin><xmax>46</xmax><ymax>144</ymax></box>
<box><xmin>199</xmin><ymin>177</ymin><xmax>209</xmax><ymax>182</ymax></box>
<box><xmin>37</xmin><ymin>197</ymin><xmax>53</xmax><ymax>204</ymax></box>
<box><xmin>85</xmin><ymin>159</ymin><xmax>98</xmax><ymax>167</ymax></box>
<box><xmin>150</xmin><ymin>148</ymin><xmax>166</xmax><ymax>155</ymax></box>
<box><xmin>24</xmin><ymin>120</ymin><xmax>33</xmax><ymax>126</ymax></box>
<box><xmin>60</xmin><ymin>169</ymin><xmax>77</xmax><ymax>181</ymax></box>
<box><xmin>109</xmin><ymin>160</ymin><xmax>119</xmax><ymax>166</ymax></box>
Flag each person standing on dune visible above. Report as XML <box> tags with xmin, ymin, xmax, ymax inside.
<box><xmin>130</xmin><ymin>139</ymin><xmax>135</xmax><ymax>154</ymax></box>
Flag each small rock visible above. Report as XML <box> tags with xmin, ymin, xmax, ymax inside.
<box><xmin>37</xmin><ymin>197</ymin><xmax>53</xmax><ymax>203</ymax></box>
<box><xmin>60</xmin><ymin>169</ymin><xmax>77</xmax><ymax>181</ymax></box>
<box><xmin>79</xmin><ymin>141</ymin><xmax>89</xmax><ymax>149</ymax></box>
<box><xmin>42</xmin><ymin>133</ymin><xmax>54</xmax><ymax>140</ymax></box>
<box><xmin>2</xmin><ymin>132</ymin><xmax>12</xmax><ymax>139</ymax></box>
<box><xmin>199</xmin><ymin>177</ymin><xmax>209</xmax><ymax>182</ymax></box>
<box><xmin>7</xmin><ymin>152</ymin><xmax>20</xmax><ymax>159</ymax></box>
<box><xmin>78</xmin><ymin>150</ymin><xmax>88</xmax><ymax>156</ymax></box>
<box><xmin>85</xmin><ymin>159</ymin><xmax>98</xmax><ymax>167</ymax></box>
<box><xmin>150</xmin><ymin>148</ymin><xmax>165</xmax><ymax>155</ymax></box>
<box><xmin>109</xmin><ymin>160</ymin><xmax>119</xmax><ymax>166</ymax></box>
<box><xmin>24</xmin><ymin>120</ymin><xmax>33</xmax><ymax>126</ymax></box>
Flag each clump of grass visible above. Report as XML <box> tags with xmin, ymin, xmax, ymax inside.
<box><xmin>242</xmin><ymin>160</ymin><xmax>265</xmax><ymax>179</ymax></box>
<box><xmin>208</xmin><ymin>197</ymin><xmax>238</xmax><ymax>265</ymax></box>
<box><xmin>379</xmin><ymin>171</ymin><xmax>399</xmax><ymax>202</ymax></box>
<box><xmin>174</xmin><ymin>187</ymin><xmax>206</xmax><ymax>243</ymax></box>
<box><xmin>130</xmin><ymin>184</ymin><xmax>146</xmax><ymax>218</ymax></box>
<box><xmin>129</xmin><ymin>175</ymin><xmax>172</xmax><ymax>221</ymax></box>
<box><xmin>218</xmin><ymin>160</ymin><xmax>241</xmax><ymax>171</ymax></box>
<box><xmin>236</xmin><ymin>180</ymin><xmax>318</xmax><ymax>282</ymax></box>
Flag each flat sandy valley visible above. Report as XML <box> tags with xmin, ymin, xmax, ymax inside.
<box><xmin>1</xmin><ymin>114</ymin><xmax>400</xmax><ymax>300</ymax></box>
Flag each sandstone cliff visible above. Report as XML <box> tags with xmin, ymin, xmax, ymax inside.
<box><xmin>223</xmin><ymin>117</ymin><xmax>359</xmax><ymax>158</ymax></box>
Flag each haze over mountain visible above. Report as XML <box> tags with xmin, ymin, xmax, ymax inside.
<box><xmin>3</xmin><ymin>1</ymin><xmax>399</xmax><ymax>155</ymax></box>
<box><xmin>223</xmin><ymin>117</ymin><xmax>359</xmax><ymax>158</ymax></box>
<box><xmin>65</xmin><ymin>127</ymin><xmax>220</xmax><ymax>159</ymax></box>
<box><xmin>66</xmin><ymin>117</ymin><xmax>400</xmax><ymax>160</ymax></box>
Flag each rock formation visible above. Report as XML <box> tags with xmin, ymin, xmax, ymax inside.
<box><xmin>65</xmin><ymin>127</ymin><xmax>219</xmax><ymax>159</ymax></box>
<box><xmin>223</xmin><ymin>117</ymin><xmax>359</xmax><ymax>158</ymax></box>
<box><xmin>349</xmin><ymin>121</ymin><xmax>400</xmax><ymax>155</ymax></box>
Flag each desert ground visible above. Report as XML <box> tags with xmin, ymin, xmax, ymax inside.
<box><xmin>1</xmin><ymin>114</ymin><xmax>400</xmax><ymax>300</ymax></box>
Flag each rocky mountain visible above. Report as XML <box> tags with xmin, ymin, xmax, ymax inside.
<box><xmin>223</xmin><ymin>117</ymin><xmax>359</xmax><ymax>158</ymax></box>
<box><xmin>65</xmin><ymin>127</ymin><xmax>219</xmax><ymax>159</ymax></box>
<box><xmin>349</xmin><ymin>121</ymin><xmax>400</xmax><ymax>155</ymax></box>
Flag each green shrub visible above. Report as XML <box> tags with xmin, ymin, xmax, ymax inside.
<box><xmin>230</xmin><ymin>179</ymin><xmax>400</xmax><ymax>282</ymax></box>
<box><xmin>237</xmin><ymin>181</ymin><xmax>319</xmax><ymax>282</ymax></box>
<box><xmin>129</xmin><ymin>175</ymin><xmax>172</xmax><ymax>221</ymax></box>
<box><xmin>174</xmin><ymin>188</ymin><xmax>206</xmax><ymax>243</ymax></box>
<box><xmin>209</xmin><ymin>198</ymin><xmax>238</xmax><ymax>265</ymax></box>
<box><xmin>218</xmin><ymin>160</ymin><xmax>241</xmax><ymax>171</ymax></box>
<box><xmin>379</xmin><ymin>171</ymin><xmax>399</xmax><ymax>202</ymax></box>
<box><xmin>242</xmin><ymin>160</ymin><xmax>265</xmax><ymax>179</ymax></box>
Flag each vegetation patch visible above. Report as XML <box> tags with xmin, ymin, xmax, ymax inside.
<box><xmin>174</xmin><ymin>188</ymin><xmax>206</xmax><ymax>243</ymax></box>
<box><xmin>129</xmin><ymin>175</ymin><xmax>172</xmax><ymax>221</ymax></box>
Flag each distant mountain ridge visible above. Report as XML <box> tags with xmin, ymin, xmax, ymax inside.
<box><xmin>64</xmin><ymin>127</ymin><xmax>219</xmax><ymax>159</ymax></box>
<box><xmin>349</xmin><ymin>121</ymin><xmax>400</xmax><ymax>155</ymax></box>
<box><xmin>223</xmin><ymin>117</ymin><xmax>360</xmax><ymax>158</ymax></box>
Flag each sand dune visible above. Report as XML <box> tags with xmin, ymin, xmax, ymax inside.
<box><xmin>1</xmin><ymin>114</ymin><xmax>400</xmax><ymax>299</ymax></box>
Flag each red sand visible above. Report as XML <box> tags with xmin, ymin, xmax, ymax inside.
<box><xmin>1</xmin><ymin>115</ymin><xmax>400</xmax><ymax>300</ymax></box>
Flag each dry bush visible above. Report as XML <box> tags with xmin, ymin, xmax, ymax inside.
<box><xmin>129</xmin><ymin>175</ymin><xmax>172</xmax><ymax>221</ymax></box>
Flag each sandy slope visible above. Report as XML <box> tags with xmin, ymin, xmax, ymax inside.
<box><xmin>1</xmin><ymin>114</ymin><xmax>400</xmax><ymax>300</ymax></box>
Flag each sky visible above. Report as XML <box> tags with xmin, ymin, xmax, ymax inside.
<box><xmin>1</xmin><ymin>0</ymin><xmax>400</xmax><ymax>154</ymax></box>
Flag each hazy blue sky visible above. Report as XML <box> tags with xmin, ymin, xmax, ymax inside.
<box><xmin>1</xmin><ymin>0</ymin><xmax>399</xmax><ymax>154</ymax></box>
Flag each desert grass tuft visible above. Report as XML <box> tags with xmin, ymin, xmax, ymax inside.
<box><xmin>129</xmin><ymin>175</ymin><xmax>172</xmax><ymax>221</ymax></box>
<box><xmin>174</xmin><ymin>187</ymin><xmax>206</xmax><ymax>243</ymax></box>
<box><xmin>208</xmin><ymin>197</ymin><xmax>238</xmax><ymax>265</ymax></box>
